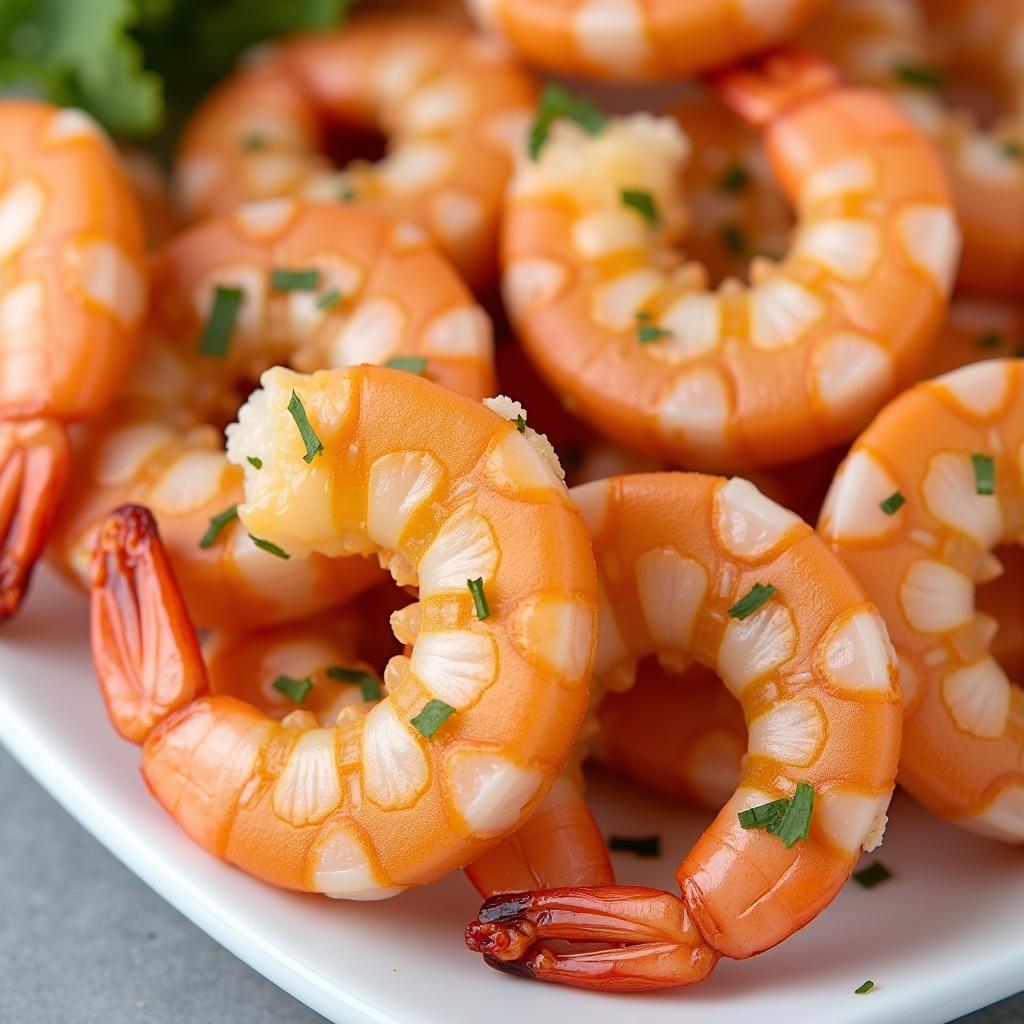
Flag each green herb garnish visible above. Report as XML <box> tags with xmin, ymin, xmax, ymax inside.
<box><xmin>242</xmin><ymin>133</ymin><xmax>267</xmax><ymax>150</ymax></box>
<box><xmin>1000</xmin><ymin>140</ymin><xmax>1024</xmax><ymax>160</ymax></box>
<box><xmin>895</xmin><ymin>63</ymin><xmax>945</xmax><ymax>89</ymax></box>
<box><xmin>272</xmin><ymin>674</ymin><xmax>313</xmax><ymax>703</ymax></box>
<box><xmin>620</xmin><ymin>188</ymin><xmax>659</xmax><ymax>227</ymax></box>
<box><xmin>246</xmin><ymin>455</ymin><xmax>262</xmax><ymax>470</ymax></box>
<box><xmin>467</xmin><ymin>577</ymin><xmax>490</xmax><ymax>620</ymax></box>
<box><xmin>410</xmin><ymin>698</ymin><xmax>455</xmax><ymax>738</ymax></box>
<box><xmin>972</xmin><ymin>453</ymin><xmax>995</xmax><ymax>495</ymax></box>
<box><xmin>327</xmin><ymin>666</ymin><xmax>382</xmax><ymax>702</ymax></box>
<box><xmin>527</xmin><ymin>84</ymin><xmax>607</xmax><ymax>160</ymax></box>
<box><xmin>979</xmin><ymin>332</ymin><xmax>1003</xmax><ymax>349</ymax></box>
<box><xmin>738</xmin><ymin>782</ymin><xmax>815</xmax><ymax>848</ymax></box>
<box><xmin>199</xmin><ymin>505</ymin><xmax>238</xmax><ymax>549</ymax></box>
<box><xmin>728</xmin><ymin>583</ymin><xmax>776</xmax><ymax>620</ymax></box>
<box><xmin>608</xmin><ymin>834</ymin><xmax>661</xmax><ymax>858</ymax></box>
<box><xmin>879</xmin><ymin>491</ymin><xmax>905</xmax><ymax>516</ymax></box>
<box><xmin>852</xmin><ymin>861</ymin><xmax>893</xmax><ymax>889</ymax></box>
<box><xmin>719</xmin><ymin>164</ymin><xmax>751</xmax><ymax>194</ymax></box>
<box><xmin>249</xmin><ymin>535</ymin><xmax>290</xmax><ymax>559</ymax></box>
<box><xmin>271</xmin><ymin>267</ymin><xmax>320</xmax><ymax>292</ymax></box>
<box><xmin>287</xmin><ymin>390</ymin><xmax>324</xmax><ymax>464</ymax></box>
<box><xmin>385</xmin><ymin>356</ymin><xmax>428</xmax><ymax>375</ymax></box>
<box><xmin>197</xmin><ymin>285</ymin><xmax>243</xmax><ymax>358</ymax></box>
<box><xmin>515</xmin><ymin>414</ymin><xmax>526</xmax><ymax>433</ymax></box>
<box><xmin>316</xmin><ymin>288</ymin><xmax>342</xmax><ymax>312</ymax></box>
<box><xmin>855</xmin><ymin>981</ymin><xmax>875</xmax><ymax>995</ymax></box>
<box><xmin>720</xmin><ymin>222</ymin><xmax>746</xmax><ymax>254</ymax></box>
<box><xmin>638</xmin><ymin>322</ymin><xmax>672</xmax><ymax>344</ymax></box>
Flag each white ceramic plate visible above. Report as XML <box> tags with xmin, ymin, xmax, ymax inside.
<box><xmin>3</xmin><ymin>568</ymin><xmax>1022</xmax><ymax>1024</ymax></box>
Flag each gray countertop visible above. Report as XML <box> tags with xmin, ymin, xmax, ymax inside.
<box><xmin>1</xmin><ymin>744</ymin><xmax>1021</xmax><ymax>1024</ymax></box>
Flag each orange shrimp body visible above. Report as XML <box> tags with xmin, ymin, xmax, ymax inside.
<box><xmin>52</xmin><ymin>199</ymin><xmax>494</xmax><ymax>630</ymax></box>
<box><xmin>90</xmin><ymin>366</ymin><xmax>598</xmax><ymax>896</ymax></box>
<box><xmin>467</xmin><ymin>472</ymin><xmax>902</xmax><ymax>990</ymax></box>
<box><xmin>804</xmin><ymin>0</ymin><xmax>1024</xmax><ymax>298</ymax></box>
<box><xmin>820</xmin><ymin>359</ymin><xmax>1024</xmax><ymax>842</ymax></box>
<box><xmin>0</xmin><ymin>100</ymin><xmax>147</xmax><ymax>617</ymax></box>
<box><xmin>466</xmin><ymin>0</ymin><xmax>832</xmax><ymax>82</ymax></box>
<box><xmin>175</xmin><ymin>18</ymin><xmax>537</xmax><ymax>292</ymax></box>
<box><xmin>501</xmin><ymin>52</ymin><xmax>958</xmax><ymax>472</ymax></box>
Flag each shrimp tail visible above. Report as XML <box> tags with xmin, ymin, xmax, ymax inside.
<box><xmin>464</xmin><ymin>778</ymin><xmax>613</xmax><ymax>896</ymax></box>
<box><xmin>709</xmin><ymin>47</ymin><xmax>841</xmax><ymax>126</ymax></box>
<box><xmin>465</xmin><ymin>887</ymin><xmax>719</xmax><ymax>992</ymax></box>
<box><xmin>90</xmin><ymin>504</ymin><xmax>208</xmax><ymax>743</ymax></box>
<box><xmin>0</xmin><ymin>418</ymin><xmax>70</xmax><ymax>620</ymax></box>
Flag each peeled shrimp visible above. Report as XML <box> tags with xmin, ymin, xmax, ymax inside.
<box><xmin>466</xmin><ymin>471</ymin><xmax>902</xmax><ymax>990</ymax></box>
<box><xmin>52</xmin><ymin>199</ymin><xmax>493</xmax><ymax>630</ymax></box>
<box><xmin>466</xmin><ymin>0</ymin><xmax>832</xmax><ymax>82</ymax></box>
<box><xmin>175</xmin><ymin>18</ymin><xmax>537</xmax><ymax>291</ymax></box>
<box><xmin>90</xmin><ymin>364</ymin><xmax>598</xmax><ymax>895</ymax></box>
<box><xmin>820</xmin><ymin>358</ymin><xmax>1024</xmax><ymax>842</ymax></box>
<box><xmin>501</xmin><ymin>51</ymin><xmax>958</xmax><ymax>471</ymax></box>
<box><xmin>0</xmin><ymin>100</ymin><xmax>147</xmax><ymax>618</ymax></box>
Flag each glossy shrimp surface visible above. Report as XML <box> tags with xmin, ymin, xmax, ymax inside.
<box><xmin>52</xmin><ymin>199</ymin><xmax>494</xmax><ymax>630</ymax></box>
<box><xmin>820</xmin><ymin>359</ymin><xmax>1024</xmax><ymax>842</ymax></box>
<box><xmin>0</xmin><ymin>100</ymin><xmax>147</xmax><ymax>617</ymax></box>
<box><xmin>175</xmin><ymin>18</ymin><xmax>537</xmax><ymax>291</ymax></box>
<box><xmin>91</xmin><ymin>365</ymin><xmax>598</xmax><ymax>895</ymax></box>
<box><xmin>501</xmin><ymin>51</ymin><xmax>958</xmax><ymax>471</ymax></box>
<box><xmin>466</xmin><ymin>0</ymin><xmax>832</xmax><ymax>82</ymax></box>
<box><xmin>804</xmin><ymin>0</ymin><xmax>1024</xmax><ymax>298</ymax></box>
<box><xmin>466</xmin><ymin>472</ymin><xmax>902</xmax><ymax>990</ymax></box>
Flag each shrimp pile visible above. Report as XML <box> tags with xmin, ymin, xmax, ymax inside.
<box><xmin>5</xmin><ymin>0</ymin><xmax>1024</xmax><ymax>1005</ymax></box>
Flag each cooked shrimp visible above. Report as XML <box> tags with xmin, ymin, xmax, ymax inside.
<box><xmin>466</xmin><ymin>0</ymin><xmax>832</xmax><ymax>82</ymax></box>
<box><xmin>52</xmin><ymin>199</ymin><xmax>494</xmax><ymax>630</ymax></box>
<box><xmin>0</xmin><ymin>100</ymin><xmax>147</xmax><ymax>619</ymax></box>
<box><xmin>466</xmin><ymin>471</ymin><xmax>902</xmax><ymax>990</ymax></box>
<box><xmin>803</xmin><ymin>0</ymin><xmax>1024</xmax><ymax>298</ymax></box>
<box><xmin>819</xmin><ymin>358</ymin><xmax>1024</xmax><ymax>842</ymax></box>
<box><xmin>89</xmin><ymin>364</ymin><xmax>598</xmax><ymax>895</ymax></box>
<box><xmin>501</xmin><ymin>50</ymin><xmax>958</xmax><ymax>471</ymax></box>
<box><xmin>175</xmin><ymin>18</ymin><xmax>537</xmax><ymax>291</ymax></box>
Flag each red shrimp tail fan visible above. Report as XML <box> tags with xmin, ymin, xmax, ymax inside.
<box><xmin>0</xmin><ymin>418</ymin><xmax>70</xmax><ymax>620</ymax></box>
<box><xmin>90</xmin><ymin>504</ymin><xmax>208</xmax><ymax>744</ymax></box>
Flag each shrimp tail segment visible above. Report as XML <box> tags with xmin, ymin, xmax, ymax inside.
<box><xmin>709</xmin><ymin>47</ymin><xmax>841</xmax><ymax>126</ymax></box>
<box><xmin>90</xmin><ymin>504</ymin><xmax>208</xmax><ymax>743</ymax></box>
<box><xmin>0</xmin><ymin>419</ymin><xmax>70</xmax><ymax>620</ymax></box>
<box><xmin>465</xmin><ymin>887</ymin><xmax>718</xmax><ymax>992</ymax></box>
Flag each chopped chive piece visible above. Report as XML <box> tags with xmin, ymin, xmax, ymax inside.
<box><xmin>385</xmin><ymin>356</ymin><xmax>428</xmax><ymax>375</ymax></box>
<box><xmin>879</xmin><ymin>490</ymin><xmax>905</xmax><ymax>516</ymax></box>
<box><xmin>852</xmin><ymin>861</ymin><xmax>893</xmax><ymax>889</ymax></box>
<box><xmin>895</xmin><ymin>63</ymin><xmax>944</xmax><ymax>89</ymax></box>
<box><xmin>197</xmin><ymin>285</ymin><xmax>243</xmax><ymax>358</ymax></box>
<box><xmin>978</xmin><ymin>331</ymin><xmax>1003</xmax><ymax>349</ymax></box>
<box><xmin>728</xmin><ymin>583</ymin><xmax>776</xmax><ymax>620</ymax></box>
<box><xmin>199</xmin><ymin>505</ymin><xmax>238</xmax><ymax>548</ymax></box>
<box><xmin>738</xmin><ymin>783</ymin><xmax>815</xmax><ymax>848</ymax></box>
<box><xmin>515</xmin><ymin>414</ymin><xmax>526</xmax><ymax>434</ymax></box>
<box><xmin>620</xmin><ymin>188</ymin><xmax>660</xmax><ymax>227</ymax></box>
<box><xmin>271</xmin><ymin>267</ymin><xmax>320</xmax><ymax>291</ymax></box>
<box><xmin>316</xmin><ymin>288</ymin><xmax>342</xmax><ymax>311</ymax></box>
<box><xmin>972</xmin><ymin>453</ymin><xmax>995</xmax><ymax>495</ymax></box>
<box><xmin>467</xmin><ymin>577</ymin><xmax>490</xmax><ymax>620</ymax></box>
<box><xmin>410</xmin><ymin>698</ymin><xmax>455</xmax><ymax>738</ymax></box>
<box><xmin>249</xmin><ymin>534</ymin><xmax>290</xmax><ymax>559</ymax></box>
<box><xmin>338</xmin><ymin>185</ymin><xmax>356</xmax><ymax>202</ymax></box>
<box><xmin>776</xmin><ymin>782</ymin><xmax>815</xmax><ymax>847</ymax></box>
<box><xmin>638</xmin><ymin>323</ymin><xmax>672</xmax><ymax>344</ymax></box>
<box><xmin>327</xmin><ymin>666</ymin><xmax>382</xmax><ymax>702</ymax></box>
<box><xmin>608</xmin><ymin>834</ymin><xmax>661</xmax><ymax>858</ymax></box>
<box><xmin>246</xmin><ymin>455</ymin><xmax>263</xmax><ymax>470</ymax></box>
<box><xmin>719</xmin><ymin>163</ymin><xmax>751</xmax><ymax>194</ymax></box>
<box><xmin>287</xmin><ymin>390</ymin><xmax>324</xmax><ymax>464</ymax></box>
<box><xmin>241</xmin><ymin>133</ymin><xmax>267</xmax><ymax>150</ymax></box>
<box><xmin>528</xmin><ymin>84</ymin><xmax>607</xmax><ymax>160</ymax></box>
<box><xmin>855</xmin><ymin>980</ymin><xmax>875</xmax><ymax>995</ymax></box>
<box><xmin>272</xmin><ymin>675</ymin><xmax>313</xmax><ymax>703</ymax></box>
<box><xmin>720</xmin><ymin>222</ymin><xmax>746</xmax><ymax>254</ymax></box>
<box><xmin>1000</xmin><ymin>140</ymin><xmax>1024</xmax><ymax>160</ymax></box>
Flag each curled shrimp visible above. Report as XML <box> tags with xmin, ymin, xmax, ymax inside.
<box><xmin>0</xmin><ymin>100</ymin><xmax>147</xmax><ymax>618</ymax></box>
<box><xmin>89</xmin><ymin>364</ymin><xmax>598</xmax><ymax>895</ymax></box>
<box><xmin>820</xmin><ymin>358</ymin><xmax>1024</xmax><ymax>842</ymax></box>
<box><xmin>803</xmin><ymin>0</ymin><xmax>1024</xmax><ymax>298</ymax></box>
<box><xmin>51</xmin><ymin>199</ymin><xmax>493</xmax><ymax>630</ymax></box>
<box><xmin>466</xmin><ymin>0</ymin><xmax>832</xmax><ymax>82</ymax></box>
<box><xmin>466</xmin><ymin>471</ymin><xmax>902</xmax><ymax>990</ymax></box>
<box><xmin>500</xmin><ymin>50</ymin><xmax>959</xmax><ymax>471</ymax></box>
<box><xmin>175</xmin><ymin>17</ymin><xmax>537</xmax><ymax>291</ymax></box>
